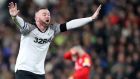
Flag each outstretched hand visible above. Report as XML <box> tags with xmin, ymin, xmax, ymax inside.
<box><xmin>8</xmin><ymin>2</ymin><xmax>20</xmax><ymax>17</ymax></box>
<box><xmin>91</xmin><ymin>5</ymin><xmax>102</xmax><ymax>20</ymax></box>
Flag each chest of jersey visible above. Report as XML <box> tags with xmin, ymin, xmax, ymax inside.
<box><xmin>74</xmin><ymin>55</ymin><xmax>91</xmax><ymax>70</ymax></box>
<box><xmin>28</xmin><ymin>28</ymin><xmax>55</xmax><ymax>45</ymax></box>
<box><xmin>75</xmin><ymin>58</ymin><xmax>84</xmax><ymax>70</ymax></box>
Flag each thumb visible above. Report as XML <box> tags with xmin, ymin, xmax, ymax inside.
<box><xmin>17</xmin><ymin>10</ymin><xmax>20</xmax><ymax>13</ymax></box>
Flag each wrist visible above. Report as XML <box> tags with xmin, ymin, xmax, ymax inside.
<box><xmin>89</xmin><ymin>16</ymin><xmax>94</xmax><ymax>21</ymax></box>
<box><xmin>11</xmin><ymin>15</ymin><xmax>18</xmax><ymax>19</ymax></box>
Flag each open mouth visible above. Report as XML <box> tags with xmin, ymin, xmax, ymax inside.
<box><xmin>46</xmin><ymin>20</ymin><xmax>49</xmax><ymax>22</ymax></box>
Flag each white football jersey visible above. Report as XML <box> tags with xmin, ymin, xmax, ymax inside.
<box><xmin>15</xmin><ymin>22</ymin><xmax>60</xmax><ymax>74</ymax></box>
<box><xmin>14</xmin><ymin>16</ymin><xmax>92</xmax><ymax>75</ymax></box>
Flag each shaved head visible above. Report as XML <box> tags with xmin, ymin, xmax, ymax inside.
<box><xmin>35</xmin><ymin>9</ymin><xmax>50</xmax><ymax>18</ymax></box>
<box><xmin>35</xmin><ymin>9</ymin><xmax>51</xmax><ymax>27</ymax></box>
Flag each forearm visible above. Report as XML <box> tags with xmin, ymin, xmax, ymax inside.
<box><xmin>12</xmin><ymin>16</ymin><xmax>25</xmax><ymax>28</ymax></box>
<box><xmin>66</xmin><ymin>17</ymin><xmax>92</xmax><ymax>30</ymax></box>
<box><xmin>12</xmin><ymin>16</ymin><xmax>34</xmax><ymax>35</ymax></box>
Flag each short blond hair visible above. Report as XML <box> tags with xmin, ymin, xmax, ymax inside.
<box><xmin>35</xmin><ymin>9</ymin><xmax>50</xmax><ymax>21</ymax></box>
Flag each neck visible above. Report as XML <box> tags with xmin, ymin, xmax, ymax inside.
<box><xmin>36</xmin><ymin>21</ymin><xmax>48</xmax><ymax>32</ymax></box>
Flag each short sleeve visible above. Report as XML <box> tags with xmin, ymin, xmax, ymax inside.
<box><xmin>50</xmin><ymin>23</ymin><xmax>61</xmax><ymax>35</ymax></box>
<box><xmin>20</xmin><ymin>22</ymin><xmax>36</xmax><ymax>35</ymax></box>
<box><xmin>12</xmin><ymin>16</ymin><xmax>35</xmax><ymax>35</ymax></box>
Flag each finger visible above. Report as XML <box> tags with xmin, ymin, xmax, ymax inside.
<box><xmin>8</xmin><ymin>2</ymin><xmax>12</xmax><ymax>9</ymax></box>
<box><xmin>11</xmin><ymin>2</ymin><xmax>15</xmax><ymax>8</ymax></box>
<box><xmin>8</xmin><ymin>5</ymin><xmax>11</xmax><ymax>9</ymax></box>
<box><xmin>15</xmin><ymin>10</ymin><xmax>20</xmax><ymax>16</ymax></box>
<box><xmin>17</xmin><ymin>10</ymin><xmax>20</xmax><ymax>13</ymax></box>
<box><xmin>15</xmin><ymin>3</ymin><xmax>17</xmax><ymax>9</ymax></box>
<box><xmin>8</xmin><ymin>2</ymin><xmax>14</xmax><ymax>9</ymax></box>
<box><xmin>8</xmin><ymin>6</ymin><xmax>12</xmax><ymax>10</ymax></box>
<box><xmin>97</xmin><ymin>5</ymin><xmax>102</xmax><ymax>11</ymax></box>
<box><xmin>9</xmin><ymin>2</ymin><xmax>11</xmax><ymax>6</ymax></box>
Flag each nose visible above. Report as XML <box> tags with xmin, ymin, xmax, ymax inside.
<box><xmin>46</xmin><ymin>15</ymin><xmax>50</xmax><ymax>19</ymax></box>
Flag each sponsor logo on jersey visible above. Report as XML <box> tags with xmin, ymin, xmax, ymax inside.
<box><xmin>34</xmin><ymin>37</ymin><xmax>53</xmax><ymax>44</ymax></box>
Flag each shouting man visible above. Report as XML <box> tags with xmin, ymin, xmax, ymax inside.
<box><xmin>8</xmin><ymin>2</ymin><xmax>101</xmax><ymax>79</ymax></box>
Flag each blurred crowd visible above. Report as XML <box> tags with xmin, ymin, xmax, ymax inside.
<box><xmin>0</xmin><ymin>0</ymin><xmax>140</xmax><ymax>79</ymax></box>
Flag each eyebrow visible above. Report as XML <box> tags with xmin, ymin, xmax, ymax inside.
<box><xmin>42</xmin><ymin>13</ymin><xmax>46</xmax><ymax>14</ymax></box>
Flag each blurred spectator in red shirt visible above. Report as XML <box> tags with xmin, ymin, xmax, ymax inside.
<box><xmin>64</xmin><ymin>46</ymin><xmax>92</xmax><ymax>79</ymax></box>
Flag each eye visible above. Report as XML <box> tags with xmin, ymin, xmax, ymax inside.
<box><xmin>47</xmin><ymin>14</ymin><xmax>50</xmax><ymax>16</ymax></box>
<box><xmin>42</xmin><ymin>13</ymin><xmax>46</xmax><ymax>16</ymax></box>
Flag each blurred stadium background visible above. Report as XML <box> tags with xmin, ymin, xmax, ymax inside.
<box><xmin>0</xmin><ymin>0</ymin><xmax>140</xmax><ymax>79</ymax></box>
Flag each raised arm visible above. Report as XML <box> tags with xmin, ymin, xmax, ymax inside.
<box><xmin>8</xmin><ymin>2</ymin><xmax>35</xmax><ymax>35</ymax></box>
<box><xmin>59</xmin><ymin>5</ymin><xmax>101</xmax><ymax>32</ymax></box>
<box><xmin>67</xmin><ymin>5</ymin><xmax>101</xmax><ymax>30</ymax></box>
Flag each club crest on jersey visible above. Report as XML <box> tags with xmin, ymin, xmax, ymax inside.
<box><xmin>34</xmin><ymin>37</ymin><xmax>52</xmax><ymax>44</ymax></box>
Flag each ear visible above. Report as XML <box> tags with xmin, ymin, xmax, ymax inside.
<box><xmin>35</xmin><ymin>12</ymin><xmax>40</xmax><ymax>22</ymax></box>
<box><xmin>35</xmin><ymin>17</ymin><xmax>39</xmax><ymax>22</ymax></box>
